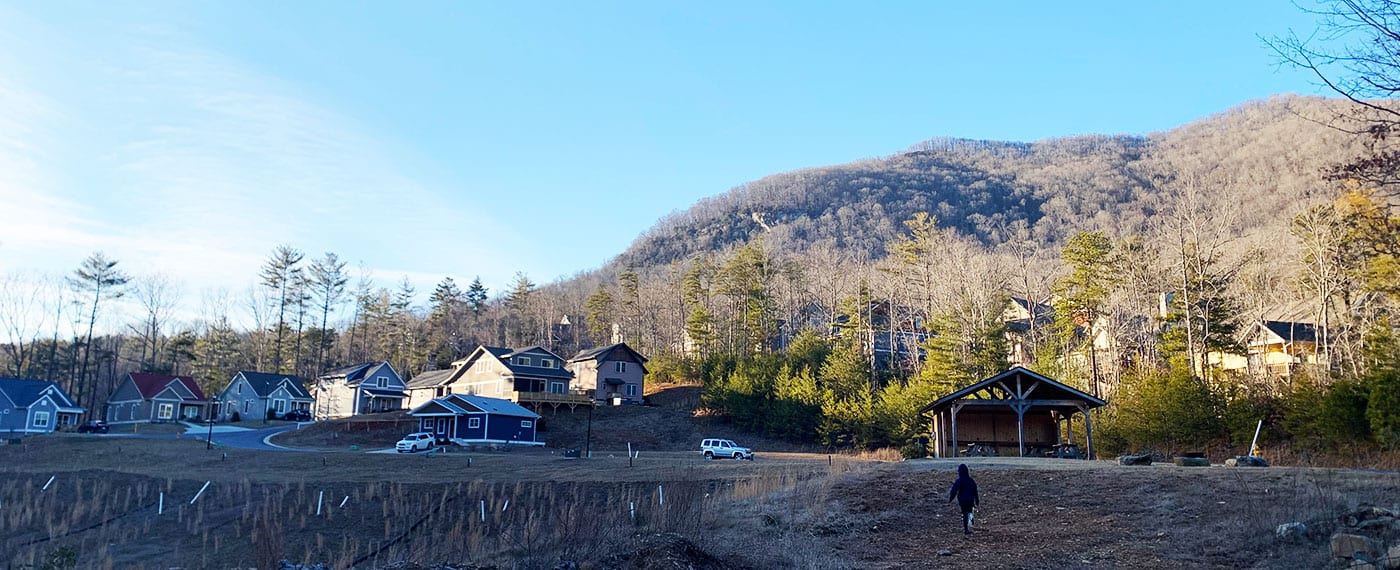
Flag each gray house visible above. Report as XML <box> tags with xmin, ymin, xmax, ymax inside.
<box><xmin>217</xmin><ymin>371</ymin><xmax>313</xmax><ymax>422</ymax></box>
<box><xmin>0</xmin><ymin>377</ymin><xmax>84</xmax><ymax>435</ymax></box>
<box><xmin>314</xmin><ymin>362</ymin><xmax>407</xmax><ymax>420</ymax></box>
<box><xmin>567</xmin><ymin>342</ymin><xmax>648</xmax><ymax>404</ymax></box>
<box><xmin>104</xmin><ymin>372</ymin><xmax>208</xmax><ymax>424</ymax></box>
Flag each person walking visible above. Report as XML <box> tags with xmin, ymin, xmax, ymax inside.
<box><xmin>948</xmin><ymin>463</ymin><xmax>979</xmax><ymax>535</ymax></box>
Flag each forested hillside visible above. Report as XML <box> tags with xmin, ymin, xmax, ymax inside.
<box><xmin>617</xmin><ymin>96</ymin><xmax>1365</xmax><ymax>268</ymax></box>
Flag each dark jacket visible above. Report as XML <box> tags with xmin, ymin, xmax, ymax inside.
<box><xmin>948</xmin><ymin>464</ymin><xmax>979</xmax><ymax>506</ymax></box>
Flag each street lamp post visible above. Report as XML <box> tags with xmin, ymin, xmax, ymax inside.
<box><xmin>206</xmin><ymin>396</ymin><xmax>219</xmax><ymax>450</ymax></box>
<box><xmin>585</xmin><ymin>400</ymin><xmax>594</xmax><ymax>459</ymax></box>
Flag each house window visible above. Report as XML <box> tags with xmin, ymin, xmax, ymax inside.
<box><xmin>158</xmin><ymin>403</ymin><xmax>174</xmax><ymax>420</ymax></box>
<box><xmin>540</xmin><ymin>358</ymin><xmax>553</xmax><ymax>368</ymax></box>
<box><xmin>521</xmin><ymin>420</ymin><xmax>533</xmax><ymax>428</ymax></box>
<box><xmin>615</xmin><ymin>362</ymin><xmax>626</xmax><ymax>373</ymax></box>
<box><xmin>549</xmin><ymin>382</ymin><xmax>565</xmax><ymax>394</ymax></box>
<box><xmin>517</xmin><ymin>357</ymin><xmax>531</xmax><ymax>366</ymax></box>
<box><xmin>495</xmin><ymin>383</ymin><xmax>503</xmax><ymax>395</ymax></box>
<box><xmin>626</xmin><ymin>384</ymin><xmax>638</xmax><ymax>397</ymax></box>
<box><xmin>34</xmin><ymin>411</ymin><xmax>50</xmax><ymax>428</ymax></box>
<box><xmin>468</xmin><ymin>417</ymin><xmax>481</xmax><ymax>429</ymax></box>
<box><xmin>244</xmin><ymin>401</ymin><xmax>251</xmax><ymax>413</ymax></box>
<box><xmin>275</xmin><ymin>399</ymin><xmax>286</xmax><ymax>414</ymax></box>
<box><xmin>237</xmin><ymin>383</ymin><xmax>242</xmax><ymax>395</ymax></box>
<box><xmin>376</xmin><ymin>376</ymin><xmax>388</xmax><ymax>388</ymax></box>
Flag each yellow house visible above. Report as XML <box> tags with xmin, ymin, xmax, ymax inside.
<box><xmin>1215</xmin><ymin>320</ymin><xmax>1323</xmax><ymax>381</ymax></box>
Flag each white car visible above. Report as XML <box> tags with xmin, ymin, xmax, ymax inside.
<box><xmin>700</xmin><ymin>438</ymin><xmax>753</xmax><ymax>460</ymax></box>
<box><xmin>396</xmin><ymin>432</ymin><xmax>434</xmax><ymax>453</ymax></box>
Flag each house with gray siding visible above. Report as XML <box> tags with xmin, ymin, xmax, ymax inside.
<box><xmin>217</xmin><ymin>371</ymin><xmax>313</xmax><ymax>422</ymax></box>
<box><xmin>104</xmin><ymin>373</ymin><xmax>208</xmax><ymax>424</ymax></box>
<box><xmin>0</xmin><ymin>377</ymin><xmax>84</xmax><ymax>435</ymax></box>
<box><xmin>314</xmin><ymin>362</ymin><xmax>407</xmax><ymax>420</ymax></box>
<box><xmin>409</xmin><ymin>345</ymin><xmax>586</xmax><ymax>410</ymax></box>
<box><xmin>567</xmin><ymin>342</ymin><xmax>648</xmax><ymax>404</ymax></box>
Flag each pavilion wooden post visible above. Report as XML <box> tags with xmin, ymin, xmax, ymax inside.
<box><xmin>1054</xmin><ymin>412</ymin><xmax>1063</xmax><ymax>446</ymax></box>
<box><xmin>1013</xmin><ymin>403</ymin><xmax>1027</xmax><ymax>457</ymax></box>
<box><xmin>1079</xmin><ymin>404</ymin><xmax>1095</xmax><ymax>460</ymax></box>
<box><xmin>950</xmin><ymin>404</ymin><xmax>960</xmax><ymax>457</ymax></box>
<box><xmin>930</xmin><ymin>413</ymin><xmax>941</xmax><ymax>458</ymax></box>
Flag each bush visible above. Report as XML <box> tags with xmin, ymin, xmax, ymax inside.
<box><xmin>1366</xmin><ymin>368</ymin><xmax>1400</xmax><ymax>448</ymax></box>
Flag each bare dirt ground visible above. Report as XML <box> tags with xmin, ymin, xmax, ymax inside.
<box><xmin>4</xmin><ymin>435</ymin><xmax>1396</xmax><ymax>569</ymax></box>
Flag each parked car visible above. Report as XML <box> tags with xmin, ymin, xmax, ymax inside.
<box><xmin>396</xmin><ymin>432</ymin><xmax>434</xmax><ymax>453</ymax></box>
<box><xmin>77</xmin><ymin>420</ymin><xmax>109</xmax><ymax>434</ymax></box>
<box><xmin>283</xmin><ymin>410</ymin><xmax>312</xmax><ymax>422</ymax></box>
<box><xmin>700</xmin><ymin>438</ymin><xmax>753</xmax><ymax>460</ymax></box>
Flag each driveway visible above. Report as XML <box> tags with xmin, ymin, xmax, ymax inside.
<box><xmin>99</xmin><ymin>422</ymin><xmax>309</xmax><ymax>451</ymax></box>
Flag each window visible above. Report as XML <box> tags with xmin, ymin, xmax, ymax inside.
<box><xmin>274</xmin><ymin>399</ymin><xmax>286</xmax><ymax>414</ymax></box>
<box><xmin>34</xmin><ymin>411</ymin><xmax>49</xmax><ymax>428</ymax></box>
<box><xmin>521</xmin><ymin>420</ymin><xmax>533</xmax><ymax>428</ymax></box>
<box><xmin>517</xmin><ymin>356</ymin><xmax>531</xmax><ymax>366</ymax></box>
<box><xmin>549</xmin><ymin>382</ymin><xmax>565</xmax><ymax>394</ymax></box>
<box><xmin>626</xmin><ymin>384</ymin><xmax>638</xmax><ymax>397</ymax></box>
<box><xmin>495</xmin><ymin>383</ymin><xmax>503</xmax><ymax>395</ymax></box>
<box><xmin>615</xmin><ymin>362</ymin><xmax>626</xmax><ymax>373</ymax></box>
<box><xmin>468</xmin><ymin>417</ymin><xmax>481</xmax><ymax>429</ymax></box>
<box><xmin>540</xmin><ymin>358</ymin><xmax>553</xmax><ymax>368</ymax></box>
<box><xmin>244</xmin><ymin>401</ymin><xmax>251</xmax><ymax>413</ymax></box>
<box><xmin>237</xmin><ymin>383</ymin><xmax>242</xmax><ymax>395</ymax></box>
<box><xmin>157</xmin><ymin>403</ymin><xmax>174</xmax><ymax>420</ymax></box>
<box><xmin>376</xmin><ymin>376</ymin><xmax>388</xmax><ymax>388</ymax></box>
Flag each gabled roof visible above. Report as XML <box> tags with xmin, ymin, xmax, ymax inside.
<box><xmin>1258</xmin><ymin>320</ymin><xmax>1319</xmax><ymax>344</ymax></box>
<box><xmin>405</xmin><ymin>368</ymin><xmax>456</xmax><ymax>389</ymax></box>
<box><xmin>409</xmin><ymin>393</ymin><xmax>541</xmax><ymax>418</ymax></box>
<box><xmin>235</xmin><ymin>371</ymin><xmax>311</xmax><ymax>399</ymax></box>
<box><xmin>918</xmin><ymin>367</ymin><xmax>1106</xmax><ymax>415</ymax></box>
<box><xmin>0</xmin><ymin>377</ymin><xmax>83</xmax><ymax>410</ymax></box>
<box><xmin>128</xmin><ymin>373</ymin><xmax>206</xmax><ymax>401</ymax></box>
<box><xmin>320</xmin><ymin>362</ymin><xmax>379</xmax><ymax>382</ymax></box>
<box><xmin>568</xmin><ymin>342</ymin><xmax>649</xmax><ymax>365</ymax></box>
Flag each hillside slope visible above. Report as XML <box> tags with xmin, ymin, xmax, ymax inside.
<box><xmin>616</xmin><ymin>95</ymin><xmax>1366</xmax><ymax>268</ymax></box>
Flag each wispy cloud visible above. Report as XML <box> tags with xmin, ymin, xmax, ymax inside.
<box><xmin>0</xmin><ymin>7</ymin><xmax>530</xmax><ymax>326</ymax></box>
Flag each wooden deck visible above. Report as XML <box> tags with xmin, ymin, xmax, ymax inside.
<box><xmin>515</xmin><ymin>391</ymin><xmax>593</xmax><ymax>406</ymax></box>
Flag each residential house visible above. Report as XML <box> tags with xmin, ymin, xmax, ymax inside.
<box><xmin>0</xmin><ymin>377</ymin><xmax>84</xmax><ymax>435</ymax></box>
<box><xmin>314</xmin><ymin>362</ymin><xmax>408</xmax><ymax>420</ymax></box>
<box><xmin>407</xmin><ymin>393</ymin><xmax>542</xmax><ymax>446</ymax></box>
<box><xmin>404</xmin><ymin>345</ymin><xmax>586</xmax><ymax>410</ymax></box>
<box><xmin>104</xmin><ymin>373</ymin><xmax>208</xmax><ymax>424</ymax></box>
<box><xmin>217</xmin><ymin>371</ymin><xmax>313</xmax><ymax>421</ymax></box>
<box><xmin>404</xmin><ymin>367</ymin><xmax>459</xmax><ymax>409</ymax></box>
<box><xmin>832</xmin><ymin>300</ymin><xmax>928</xmax><ymax>368</ymax></box>
<box><xmin>1214</xmin><ymin>320</ymin><xmax>1325</xmax><ymax>381</ymax></box>
<box><xmin>1002</xmin><ymin>297</ymin><xmax>1053</xmax><ymax>367</ymax></box>
<box><xmin>567</xmin><ymin>342</ymin><xmax>648</xmax><ymax>404</ymax></box>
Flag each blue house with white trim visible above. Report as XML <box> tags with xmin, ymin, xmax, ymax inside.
<box><xmin>0</xmin><ymin>377</ymin><xmax>85</xmax><ymax>435</ymax></box>
<box><xmin>408</xmin><ymin>393</ymin><xmax>542</xmax><ymax>446</ymax></box>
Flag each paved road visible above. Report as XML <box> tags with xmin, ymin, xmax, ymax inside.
<box><xmin>100</xmin><ymin>423</ymin><xmax>307</xmax><ymax>452</ymax></box>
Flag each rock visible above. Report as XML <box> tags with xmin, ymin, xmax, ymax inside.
<box><xmin>1331</xmin><ymin>532</ymin><xmax>1379</xmax><ymax>559</ymax></box>
<box><xmin>1173</xmin><ymin>457</ymin><xmax>1211</xmax><ymax>467</ymax></box>
<box><xmin>1343</xmin><ymin>506</ymin><xmax>1397</xmax><ymax>527</ymax></box>
<box><xmin>1118</xmin><ymin>453</ymin><xmax>1152</xmax><ymax>466</ymax></box>
<box><xmin>1383</xmin><ymin>544</ymin><xmax>1400</xmax><ymax>569</ymax></box>
<box><xmin>1275</xmin><ymin>522</ymin><xmax>1307</xmax><ymax>540</ymax></box>
<box><xmin>1357</xmin><ymin>517</ymin><xmax>1396</xmax><ymax>529</ymax></box>
<box><xmin>1226</xmin><ymin>455</ymin><xmax>1268</xmax><ymax>467</ymax></box>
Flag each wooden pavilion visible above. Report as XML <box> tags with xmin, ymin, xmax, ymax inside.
<box><xmin>919</xmin><ymin>367</ymin><xmax>1107</xmax><ymax>459</ymax></box>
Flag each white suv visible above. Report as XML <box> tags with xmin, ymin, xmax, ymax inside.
<box><xmin>396</xmin><ymin>432</ymin><xmax>434</xmax><ymax>453</ymax></box>
<box><xmin>700</xmin><ymin>438</ymin><xmax>753</xmax><ymax>460</ymax></box>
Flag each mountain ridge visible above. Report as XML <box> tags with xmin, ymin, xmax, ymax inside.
<box><xmin>606</xmin><ymin>94</ymin><xmax>1363</xmax><ymax>272</ymax></box>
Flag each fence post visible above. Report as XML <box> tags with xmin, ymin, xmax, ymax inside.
<box><xmin>158</xmin><ymin>492</ymin><xmax>164</xmax><ymax>515</ymax></box>
<box><xmin>317</xmin><ymin>491</ymin><xmax>324</xmax><ymax>515</ymax></box>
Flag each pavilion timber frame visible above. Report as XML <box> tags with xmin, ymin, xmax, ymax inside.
<box><xmin>919</xmin><ymin>367</ymin><xmax>1107</xmax><ymax>459</ymax></box>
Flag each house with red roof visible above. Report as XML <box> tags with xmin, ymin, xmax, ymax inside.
<box><xmin>103</xmin><ymin>372</ymin><xmax>209</xmax><ymax>424</ymax></box>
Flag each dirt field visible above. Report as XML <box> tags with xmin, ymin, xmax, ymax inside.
<box><xmin>3</xmin><ymin>435</ymin><xmax>1396</xmax><ymax>569</ymax></box>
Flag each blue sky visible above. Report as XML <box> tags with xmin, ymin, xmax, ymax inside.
<box><xmin>0</xmin><ymin>1</ymin><xmax>1326</xmax><ymax>322</ymax></box>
